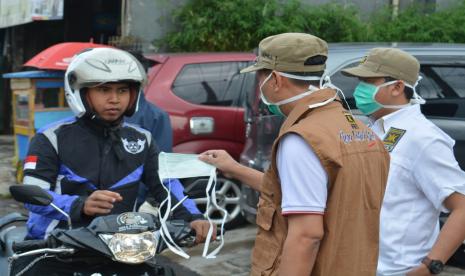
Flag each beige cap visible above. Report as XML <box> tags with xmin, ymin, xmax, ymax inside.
<box><xmin>240</xmin><ymin>33</ymin><xmax>328</xmax><ymax>73</ymax></box>
<box><xmin>342</xmin><ymin>48</ymin><xmax>420</xmax><ymax>86</ymax></box>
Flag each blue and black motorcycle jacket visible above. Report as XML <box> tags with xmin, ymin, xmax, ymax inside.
<box><xmin>23</xmin><ymin>116</ymin><xmax>203</xmax><ymax>239</ymax></box>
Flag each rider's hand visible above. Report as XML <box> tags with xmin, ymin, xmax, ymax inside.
<box><xmin>198</xmin><ymin>150</ymin><xmax>239</xmax><ymax>178</ymax></box>
<box><xmin>83</xmin><ymin>190</ymin><xmax>123</xmax><ymax>216</ymax></box>
<box><xmin>190</xmin><ymin>219</ymin><xmax>217</xmax><ymax>244</ymax></box>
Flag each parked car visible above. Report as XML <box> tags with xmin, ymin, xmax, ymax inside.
<box><xmin>143</xmin><ymin>53</ymin><xmax>256</xmax><ymax>228</ymax></box>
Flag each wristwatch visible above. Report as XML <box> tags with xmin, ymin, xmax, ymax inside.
<box><xmin>422</xmin><ymin>256</ymin><xmax>445</xmax><ymax>274</ymax></box>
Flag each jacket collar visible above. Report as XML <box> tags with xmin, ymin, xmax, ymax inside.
<box><xmin>78</xmin><ymin>115</ymin><xmax>123</xmax><ymax>137</ymax></box>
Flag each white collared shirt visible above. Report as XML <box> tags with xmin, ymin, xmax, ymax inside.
<box><xmin>371</xmin><ymin>105</ymin><xmax>465</xmax><ymax>276</ymax></box>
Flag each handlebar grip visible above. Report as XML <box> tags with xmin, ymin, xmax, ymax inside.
<box><xmin>181</xmin><ymin>227</ymin><xmax>222</xmax><ymax>247</ymax></box>
<box><xmin>12</xmin><ymin>239</ymin><xmax>49</xmax><ymax>253</ymax></box>
<box><xmin>189</xmin><ymin>226</ymin><xmax>223</xmax><ymax>237</ymax></box>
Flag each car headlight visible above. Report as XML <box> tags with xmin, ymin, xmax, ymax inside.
<box><xmin>99</xmin><ymin>231</ymin><xmax>159</xmax><ymax>264</ymax></box>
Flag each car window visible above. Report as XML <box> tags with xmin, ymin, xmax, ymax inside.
<box><xmin>172</xmin><ymin>61</ymin><xmax>251</xmax><ymax>107</ymax></box>
<box><xmin>417</xmin><ymin>70</ymin><xmax>444</xmax><ymax>99</ymax></box>
<box><xmin>418</xmin><ymin>65</ymin><xmax>465</xmax><ymax>118</ymax></box>
<box><xmin>241</xmin><ymin>69</ymin><xmax>257</xmax><ymax>108</ymax></box>
<box><xmin>419</xmin><ymin>66</ymin><xmax>465</xmax><ymax>99</ymax></box>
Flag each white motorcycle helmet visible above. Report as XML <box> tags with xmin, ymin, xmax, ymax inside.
<box><xmin>64</xmin><ymin>47</ymin><xmax>146</xmax><ymax>118</ymax></box>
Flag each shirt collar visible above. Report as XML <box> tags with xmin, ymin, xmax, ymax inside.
<box><xmin>372</xmin><ymin>105</ymin><xmax>421</xmax><ymax>134</ymax></box>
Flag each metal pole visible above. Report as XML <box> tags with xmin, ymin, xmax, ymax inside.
<box><xmin>392</xmin><ymin>0</ymin><xmax>400</xmax><ymax>19</ymax></box>
<box><xmin>121</xmin><ymin>0</ymin><xmax>127</xmax><ymax>37</ymax></box>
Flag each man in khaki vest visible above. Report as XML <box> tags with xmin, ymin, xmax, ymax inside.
<box><xmin>199</xmin><ymin>33</ymin><xmax>389</xmax><ymax>276</ymax></box>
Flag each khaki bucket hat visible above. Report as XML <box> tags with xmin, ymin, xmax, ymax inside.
<box><xmin>240</xmin><ymin>33</ymin><xmax>328</xmax><ymax>73</ymax></box>
<box><xmin>342</xmin><ymin>47</ymin><xmax>420</xmax><ymax>86</ymax></box>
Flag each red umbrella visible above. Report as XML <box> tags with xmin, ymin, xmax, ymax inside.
<box><xmin>24</xmin><ymin>42</ymin><xmax>112</xmax><ymax>71</ymax></box>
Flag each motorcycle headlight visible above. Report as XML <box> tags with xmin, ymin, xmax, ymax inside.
<box><xmin>99</xmin><ymin>231</ymin><xmax>158</xmax><ymax>264</ymax></box>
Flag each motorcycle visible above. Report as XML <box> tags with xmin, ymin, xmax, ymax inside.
<box><xmin>0</xmin><ymin>184</ymin><xmax>205</xmax><ymax>276</ymax></box>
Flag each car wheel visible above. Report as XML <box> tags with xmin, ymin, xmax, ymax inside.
<box><xmin>185</xmin><ymin>177</ymin><xmax>245</xmax><ymax>229</ymax></box>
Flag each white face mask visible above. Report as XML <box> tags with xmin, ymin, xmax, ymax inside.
<box><xmin>279</xmin><ymin>71</ymin><xmax>350</xmax><ymax>111</ymax></box>
<box><xmin>259</xmin><ymin>71</ymin><xmax>328</xmax><ymax>116</ymax></box>
<box><xmin>158</xmin><ymin>152</ymin><xmax>215</xmax><ymax>179</ymax></box>
<box><xmin>157</xmin><ymin>152</ymin><xmax>226</xmax><ymax>259</ymax></box>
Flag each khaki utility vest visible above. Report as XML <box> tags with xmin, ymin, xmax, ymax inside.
<box><xmin>251</xmin><ymin>89</ymin><xmax>389</xmax><ymax>276</ymax></box>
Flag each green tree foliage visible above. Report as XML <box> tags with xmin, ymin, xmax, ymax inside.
<box><xmin>367</xmin><ymin>3</ymin><xmax>465</xmax><ymax>43</ymax></box>
<box><xmin>157</xmin><ymin>0</ymin><xmax>465</xmax><ymax>52</ymax></box>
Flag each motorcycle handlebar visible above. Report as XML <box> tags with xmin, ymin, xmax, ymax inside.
<box><xmin>12</xmin><ymin>239</ymin><xmax>49</xmax><ymax>253</ymax></box>
<box><xmin>189</xmin><ymin>227</ymin><xmax>222</xmax><ymax>238</ymax></box>
<box><xmin>178</xmin><ymin>227</ymin><xmax>222</xmax><ymax>247</ymax></box>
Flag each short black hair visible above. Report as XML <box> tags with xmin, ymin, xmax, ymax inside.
<box><xmin>385</xmin><ymin>77</ymin><xmax>413</xmax><ymax>100</ymax></box>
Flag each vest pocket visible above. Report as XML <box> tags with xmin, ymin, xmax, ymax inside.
<box><xmin>252</xmin><ymin>205</ymin><xmax>280</xmax><ymax>274</ymax></box>
<box><xmin>256</xmin><ymin>205</ymin><xmax>275</xmax><ymax>231</ymax></box>
<box><xmin>252</xmin><ymin>233</ymin><xmax>280</xmax><ymax>274</ymax></box>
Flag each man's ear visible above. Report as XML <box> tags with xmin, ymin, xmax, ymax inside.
<box><xmin>391</xmin><ymin>81</ymin><xmax>405</xmax><ymax>97</ymax></box>
<box><xmin>271</xmin><ymin>71</ymin><xmax>283</xmax><ymax>91</ymax></box>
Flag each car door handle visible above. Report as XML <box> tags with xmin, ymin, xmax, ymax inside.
<box><xmin>190</xmin><ymin>117</ymin><xmax>215</xmax><ymax>135</ymax></box>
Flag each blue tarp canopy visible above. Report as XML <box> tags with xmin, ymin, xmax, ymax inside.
<box><xmin>2</xmin><ymin>70</ymin><xmax>64</xmax><ymax>79</ymax></box>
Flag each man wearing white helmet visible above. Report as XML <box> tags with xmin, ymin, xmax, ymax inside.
<box><xmin>22</xmin><ymin>48</ymin><xmax>212</xmax><ymax>242</ymax></box>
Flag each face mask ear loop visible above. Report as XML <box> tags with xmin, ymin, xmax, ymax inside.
<box><xmin>318</xmin><ymin>70</ymin><xmax>327</xmax><ymax>88</ymax></box>
<box><xmin>202</xmin><ymin>170</ymin><xmax>227</xmax><ymax>259</ymax></box>
<box><xmin>267</xmin><ymin>71</ymin><xmax>321</xmax><ymax>107</ymax></box>
<box><xmin>259</xmin><ymin>72</ymin><xmax>274</xmax><ymax>105</ymax></box>
<box><xmin>375</xmin><ymin>80</ymin><xmax>413</xmax><ymax>109</ymax></box>
<box><xmin>337</xmin><ymin>88</ymin><xmax>353</xmax><ymax>115</ymax></box>
<box><xmin>320</xmin><ymin>74</ymin><xmax>353</xmax><ymax>115</ymax></box>
<box><xmin>157</xmin><ymin>153</ymin><xmax>190</xmax><ymax>259</ymax></box>
<box><xmin>410</xmin><ymin>76</ymin><xmax>426</xmax><ymax>104</ymax></box>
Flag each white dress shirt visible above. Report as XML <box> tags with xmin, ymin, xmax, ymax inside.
<box><xmin>371</xmin><ymin>105</ymin><xmax>465</xmax><ymax>276</ymax></box>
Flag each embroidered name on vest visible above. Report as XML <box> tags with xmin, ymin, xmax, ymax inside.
<box><xmin>383</xmin><ymin>127</ymin><xmax>406</xmax><ymax>152</ymax></box>
<box><xmin>339</xmin><ymin>130</ymin><xmax>376</xmax><ymax>144</ymax></box>
<box><xmin>122</xmin><ymin>138</ymin><xmax>145</xmax><ymax>154</ymax></box>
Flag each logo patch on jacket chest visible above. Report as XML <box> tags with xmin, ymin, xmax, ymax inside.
<box><xmin>383</xmin><ymin>127</ymin><xmax>406</xmax><ymax>152</ymax></box>
<box><xmin>122</xmin><ymin>138</ymin><xmax>145</xmax><ymax>154</ymax></box>
<box><xmin>343</xmin><ymin>112</ymin><xmax>359</xmax><ymax>129</ymax></box>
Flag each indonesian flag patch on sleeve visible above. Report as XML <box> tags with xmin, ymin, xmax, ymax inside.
<box><xmin>24</xmin><ymin>155</ymin><xmax>38</xmax><ymax>170</ymax></box>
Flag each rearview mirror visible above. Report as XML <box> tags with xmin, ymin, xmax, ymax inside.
<box><xmin>9</xmin><ymin>185</ymin><xmax>53</xmax><ymax>206</ymax></box>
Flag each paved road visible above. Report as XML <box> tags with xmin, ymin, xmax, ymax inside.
<box><xmin>162</xmin><ymin>224</ymin><xmax>255</xmax><ymax>276</ymax></box>
<box><xmin>0</xmin><ymin>135</ymin><xmax>464</xmax><ymax>275</ymax></box>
